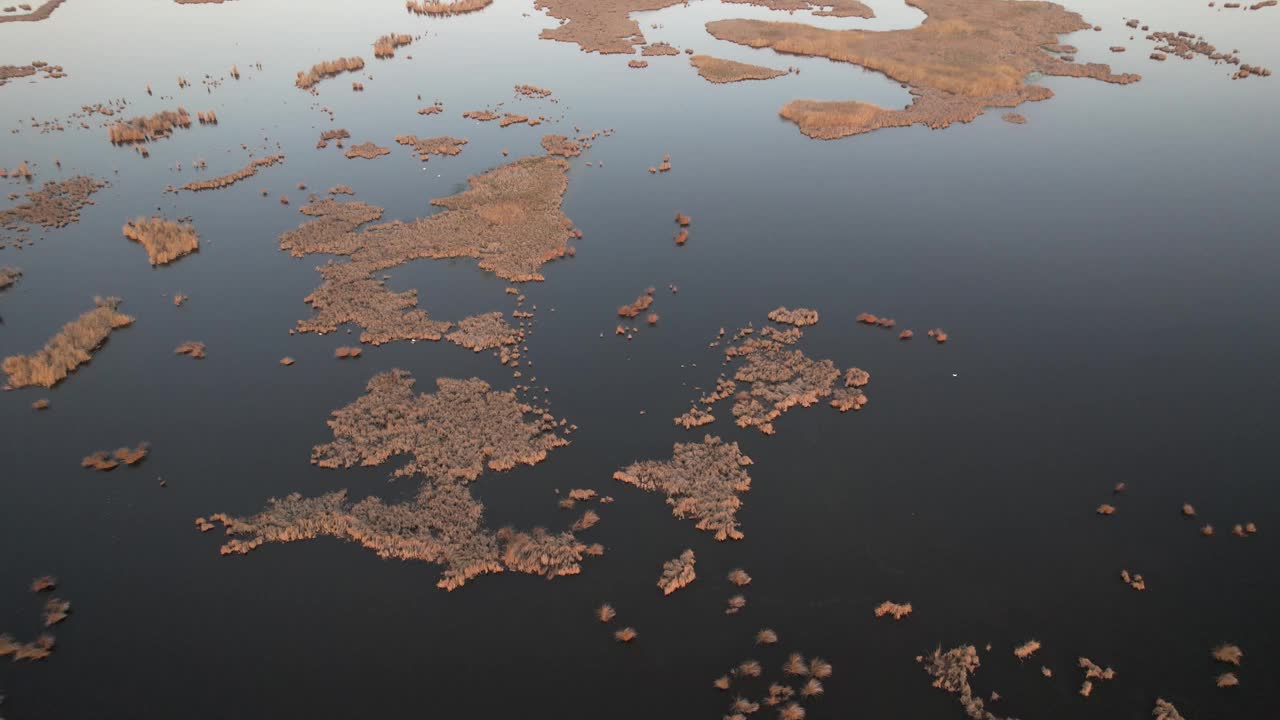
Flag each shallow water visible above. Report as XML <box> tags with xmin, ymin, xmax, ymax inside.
<box><xmin>1</xmin><ymin>0</ymin><xmax>1278</xmax><ymax>718</ymax></box>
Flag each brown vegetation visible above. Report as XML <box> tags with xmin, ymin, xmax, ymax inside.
<box><xmin>874</xmin><ymin>601</ymin><xmax>913</xmax><ymax>620</ymax></box>
<box><xmin>614</xmin><ymin>436</ymin><xmax>753</xmax><ymax>541</ymax></box>
<box><xmin>1013</xmin><ymin>640</ymin><xmax>1041</xmax><ymax>659</ymax></box>
<box><xmin>334</xmin><ymin>346</ymin><xmax>362</xmax><ymax>358</ymax></box>
<box><xmin>463</xmin><ymin>109</ymin><xmax>500</xmax><ymax>121</ymax></box>
<box><xmin>4</xmin><ymin>297</ymin><xmax>134</xmax><ymax>389</ymax></box>
<box><xmin>921</xmin><ymin>645</ymin><xmax>1003</xmax><ymax>720</ymax></box>
<box><xmin>708</xmin><ymin>0</ymin><xmax>1140</xmax><ymax>139</ymax></box>
<box><xmin>657</xmin><ymin>549</ymin><xmax>696</xmax><ymax>594</ymax></box>
<box><xmin>0</xmin><ymin>266</ymin><xmax>20</xmax><ymax>291</ymax></box>
<box><xmin>1212</xmin><ymin>644</ymin><xmax>1242</xmax><ymax>666</ymax></box>
<box><xmin>345</xmin><ymin>141</ymin><xmax>391</xmax><ymax>160</ymax></box>
<box><xmin>0</xmin><ymin>0</ymin><xmax>65</xmax><ymax>23</ymax></box>
<box><xmin>767</xmin><ymin>306</ymin><xmax>818</xmax><ymax>327</ymax></box>
<box><xmin>317</xmin><ymin>128</ymin><xmax>350</xmax><ymax>149</ymax></box>
<box><xmin>181</xmin><ymin>154</ymin><xmax>284</xmax><ymax>191</ymax></box>
<box><xmin>597</xmin><ymin>603</ymin><xmax>616</xmax><ymax>622</ymax></box>
<box><xmin>1097</xmin><ymin>504</ymin><xmax>1116</xmax><ymax>515</ymax></box>
<box><xmin>407</xmin><ymin>0</ymin><xmax>493</xmax><ymax>15</ymax></box>
<box><xmin>312</xmin><ymin>370</ymin><xmax>568</xmax><ymax>480</ymax></box>
<box><xmin>30</xmin><ymin>576</ymin><xmax>56</xmax><ymax>592</ymax></box>
<box><xmin>756</xmin><ymin>628</ymin><xmax>778</xmax><ymax>644</ymax></box>
<box><xmin>514</xmin><ymin>84</ymin><xmax>553</xmax><ymax>98</ymax></box>
<box><xmin>296</xmin><ymin>57</ymin><xmax>365</xmax><ymax>90</ymax></box>
<box><xmin>641</xmin><ymin>42</ymin><xmax>680</xmax><ymax>56</ymax></box>
<box><xmin>1002</xmin><ymin>113</ymin><xmax>1027</xmax><ymax>124</ymax></box>
<box><xmin>1078</xmin><ymin>657</ymin><xmax>1117</xmax><ymax>696</ymax></box>
<box><xmin>42</xmin><ymin>597</ymin><xmax>70</xmax><ymax>627</ymax></box>
<box><xmin>0</xmin><ymin>633</ymin><xmax>55</xmax><ymax>661</ymax></box>
<box><xmin>446</xmin><ymin>312</ymin><xmax>520</xmax><ymax>352</ymax></box>
<box><xmin>374</xmin><ymin>33</ymin><xmax>414</xmax><ymax>59</ymax></box>
<box><xmin>1</xmin><ymin>176</ymin><xmax>105</xmax><ymax>244</ymax></box>
<box><xmin>1147</xmin><ymin>30</ymin><xmax>1270</xmax><ymax>80</ymax></box>
<box><xmin>175</xmin><ymin>341</ymin><xmax>206</xmax><ymax>359</ymax></box>
<box><xmin>534</xmin><ymin>0</ymin><xmax>688</xmax><ymax>54</ymax></box>
<box><xmin>726</xmin><ymin>0</ymin><xmax>872</xmax><ymax>16</ymax></box>
<box><xmin>674</xmin><ymin>406</ymin><xmax>715</xmax><ymax>429</ymax></box>
<box><xmin>540</xmin><ymin>134</ymin><xmax>582</xmax><ymax>157</ymax></box>
<box><xmin>618</xmin><ymin>289</ymin><xmax>654</xmax><ymax>318</ymax></box>
<box><xmin>82</xmin><ymin>443</ymin><xmax>149</xmax><ymax>471</ymax></box>
<box><xmin>614</xmin><ymin>626</ymin><xmax>637</xmax><ymax>642</ymax></box>
<box><xmin>725</xmin><ymin>594</ymin><xmax>746</xmax><ymax>614</ymax></box>
<box><xmin>107</xmin><ymin>109</ymin><xmax>193</xmax><ymax>144</ymax></box>
<box><xmin>395</xmin><ymin>134</ymin><xmax>467</xmax><ymax>160</ymax></box>
<box><xmin>728</xmin><ymin>568</ymin><xmax>752</xmax><ymax>586</ymax></box>
<box><xmin>122</xmin><ymin>217</ymin><xmax>200</xmax><ymax>265</ymax></box>
<box><xmin>690</xmin><ymin>54</ymin><xmax>786</xmax><ymax>83</ymax></box>
<box><xmin>1216</xmin><ymin>672</ymin><xmax>1239</xmax><ymax>687</ymax></box>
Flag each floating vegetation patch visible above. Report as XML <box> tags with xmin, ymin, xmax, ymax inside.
<box><xmin>615</xmin><ymin>435</ymin><xmax>752</xmax><ymax>540</ymax></box>
<box><xmin>689</xmin><ymin>55</ymin><xmax>786</xmax><ymax>84</ymax></box>
<box><xmin>3</xmin><ymin>297</ymin><xmax>134</xmax><ymax>389</ymax></box>
<box><xmin>122</xmin><ymin>217</ymin><xmax>199</xmax><ymax>266</ymax></box>
<box><xmin>707</xmin><ymin>0</ymin><xmax>1141</xmax><ymax>139</ymax></box>
<box><xmin>180</xmin><ymin>154</ymin><xmax>284</xmax><ymax>192</ymax></box>
<box><xmin>657</xmin><ymin>549</ymin><xmax>696</xmax><ymax>594</ymax></box>
<box><xmin>311</xmin><ymin>370</ymin><xmax>568</xmax><ymax>480</ymax></box>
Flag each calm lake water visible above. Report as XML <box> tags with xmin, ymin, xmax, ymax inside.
<box><xmin>1</xmin><ymin>0</ymin><xmax>1278</xmax><ymax>718</ymax></box>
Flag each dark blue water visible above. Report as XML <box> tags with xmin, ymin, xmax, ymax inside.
<box><xmin>1</xmin><ymin>1</ymin><xmax>1277</xmax><ymax>718</ymax></box>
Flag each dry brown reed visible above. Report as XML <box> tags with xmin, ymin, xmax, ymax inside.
<box><xmin>295</xmin><ymin>57</ymin><xmax>365</xmax><ymax>90</ymax></box>
<box><xmin>122</xmin><ymin>217</ymin><xmax>199</xmax><ymax>265</ymax></box>
<box><xmin>3</xmin><ymin>297</ymin><xmax>133</xmax><ymax>389</ymax></box>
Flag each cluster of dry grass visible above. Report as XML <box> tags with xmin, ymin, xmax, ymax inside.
<box><xmin>122</xmin><ymin>217</ymin><xmax>200</xmax><ymax>265</ymax></box>
<box><xmin>615</xmin><ymin>435</ymin><xmax>753</xmax><ymax>541</ymax></box>
<box><xmin>641</xmin><ymin>42</ymin><xmax>680</xmax><ymax>56</ymax></box>
<box><xmin>920</xmin><ymin>645</ymin><xmax>1003</xmax><ymax>719</ymax></box>
<box><xmin>514</xmin><ymin>84</ymin><xmax>552</xmax><ymax>98</ymax></box>
<box><xmin>617</xmin><ymin>288</ymin><xmax>654</xmax><ymax>318</ymax></box>
<box><xmin>657</xmin><ymin>549</ymin><xmax>697</xmax><ymax>594</ymax></box>
<box><xmin>394</xmin><ymin>134</ymin><xmax>467</xmax><ymax>161</ymax></box>
<box><xmin>182</xmin><ymin>153</ymin><xmax>284</xmax><ymax>191</ymax></box>
<box><xmin>81</xmin><ymin>443</ymin><xmax>149</xmax><ymax>471</ymax></box>
<box><xmin>1013</xmin><ymin>640</ymin><xmax>1041</xmax><ymax>660</ymax></box>
<box><xmin>311</xmin><ymin>370</ymin><xmax>568</xmax><ymax>480</ymax></box>
<box><xmin>873</xmin><ymin>601</ymin><xmax>913</xmax><ymax>620</ymax></box>
<box><xmin>107</xmin><ymin>108</ymin><xmax>192</xmax><ymax>144</ymax></box>
<box><xmin>373</xmin><ymin>33</ymin><xmax>414</xmax><ymax>59</ymax></box>
<box><xmin>0</xmin><ymin>266</ymin><xmax>21</xmax><ymax>291</ymax></box>
<box><xmin>708</xmin><ymin>0</ymin><xmax>1140</xmax><ymax>139</ymax></box>
<box><xmin>767</xmin><ymin>306</ymin><xmax>818</xmax><ymax>327</ymax></box>
<box><xmin>535</xmin><ymin>0</ymin><xmax>683</xmax><ymax>54</ymax></box>
<box><xmin>724</xmin><ymin>0</ymin><xmax>872</xmax><ymax>18</ymax></box>
<box><xmin>689</xmin><ymin>54</ymin><xmax>786</xmax><ymax>84</ymax></box>
<box><xmin>406</xmin><ymin>0</ymin><xmax>492</xmax><ymax>16</ymax></box>
<box><xmin>0</xmin><ymin>0</ymin><xmax>65</xmax><ymax>23</ymax></box>
<box><xmin>344</xmin><ymin>141</ymin><xmax>390</xmax><ymax>160</ymax></box>
<box><xmin>295</xmin><ymin>56</ymin><xmax>365</xmax><ymax>90</ymax></box>
<box><xmin>674</xmin><ymin>406</ymin><xmax>715</xmax><ymax>429</ymax></box>
<box><xmin>175</xmin><ymin>341</ymin><xmax>206</xmax><ymax>359</ymax></box>
<box><xmin>279</xmin><ymin>156</ymin><xmax>572</xmax><ymax>349</ymax></box>
<box><xmin>1078</xmin><ymin>657</ymin><xmax>1117</xmax><ymax>697</ymax></box>
<box><xmin>1</xmin><ymin>176</ymin><xmax>105</xmax><ymax>247</ymax></box>
<box><xmin>3</xmin><ymin>297</ymin><xmax>134</xmax><ymax>389</ymax></box>
<box><xmin>540</xmin><ymin>134</ymin><xmax>582</xmax><ymax>157</ymax></box>
<box><xmin>445</xmin><ymin>312</ymin><xmax>520</xmax><ymax>352</ymax></box>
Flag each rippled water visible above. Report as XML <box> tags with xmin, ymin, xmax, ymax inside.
<box><xmin>1</xmin><ymin>1</ymin><xmax>1278</xmax><ymax>718</ymax></box>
